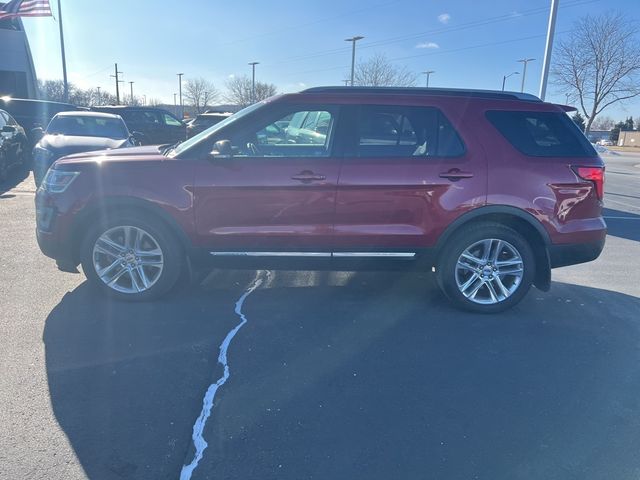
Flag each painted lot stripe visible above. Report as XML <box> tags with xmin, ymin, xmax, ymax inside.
<box><xmin>180</xmin><ymin>271</ymin><xmax>267</xmax><ymax>480</ymax></box>
<box><xmin>604</xmin><ymin>216</ymin><xmax>640</xmax><ymax>220</ymax></box>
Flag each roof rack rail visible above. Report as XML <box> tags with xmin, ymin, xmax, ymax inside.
<box><xmin>301</xmin><ymin>86</ymin><xmax>542</xmax><ymax>102</ymax></box>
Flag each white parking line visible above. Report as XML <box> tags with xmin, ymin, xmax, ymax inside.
<box><xmin>604</xmin><ymin>216</ymin><xmax>640</xmax><ymax>220</ymax></box>
<box><xmin>180</xmin><ymin>271</ymin><xmax>268</xmax><ymax>480</ymax></box>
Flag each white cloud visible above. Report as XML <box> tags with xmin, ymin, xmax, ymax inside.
<box><xmin>438</xmin><ymin>13</ymin><xmax>451</xmax><ymax>24</ymax></box>
<box><xmin>416</xmin><ymin>42</ymin><xmax>439</xmax><ymax>49</ymax></box>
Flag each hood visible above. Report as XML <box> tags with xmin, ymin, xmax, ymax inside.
<box><xmin>54</xmin><ymin>144</ymin><xmax>166</xmax><ymax>166</ymax></box>
<box><xmin>38</xmin><ymin>135</ymin><xmax>129</xmax><ymax>157</ymax></box>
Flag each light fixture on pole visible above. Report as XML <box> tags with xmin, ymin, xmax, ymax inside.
<box><xmin>422</xmin><ymin>70</ymin><xmax>435</xmax><ymax>88</ymax></box>
<box><xmin>501</xmin><ymin>71</ymin><xmax>519</xmax><ymax>91</ymax></box>
<box><xmin>345</xmin><ymin>36</ymin><xmax>364</xmax><ymax>86</ymax></box>
<box><xmin>177</xmin><ymin>73</ymin><xmax>184</xmax><ymax>119</ymax></box>
<box><xmin>517</xmin><ymin>58</ymin><xmax>535</xmax><ymax>93</ymax></box>
<box><xmin>248</xmin><ymin>62</ymin><xmax>259</xmax><ymax>103</ymax></box>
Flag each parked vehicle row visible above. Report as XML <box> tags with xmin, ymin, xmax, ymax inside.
<box><xmin>35</xmin><ymin>86</ymin><xmax>606</xmax><ymax>313</ymax></box>
<box><xmin>0</xmin><ymin>108</ymin><xmax>28</xmax><ymax>181</ymax></box>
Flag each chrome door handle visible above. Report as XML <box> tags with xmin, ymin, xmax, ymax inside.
<box><xmin>439</xmin><ymin>168</ymin><xmax>473</xmax><ymax>181</ymax></box>
<box><xmin>291</xmin><ymin>171</ymin><xmax>326</xmax><ymax>182</ymax></box>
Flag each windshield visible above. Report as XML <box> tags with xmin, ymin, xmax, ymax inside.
<box><xmin>169</xmin><ymin>102</ymin><xmax>264</xmax><ymax>157</ymax></box>
<box><xmin>47</xmin><ymin>115</ymin><xmax>128</xmax><ymax>138</ymax></box>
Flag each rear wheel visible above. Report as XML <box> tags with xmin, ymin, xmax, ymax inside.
<box><xmin>436</xmin><ymin>223</ymin><xmax>535</xmax><ymax>313</ymax></box>
<box><xmin>80</xmin><ymin>214</ymin><xmax>183</xmax><ymax>301</ymax></box>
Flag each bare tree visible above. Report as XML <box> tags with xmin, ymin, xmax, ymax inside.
<box><xmin>591</xmin><ymin>115</ymin><xmax>616</xmax><ymax>131</ymax></box>
<box><xmin>184</xmin><ymin>77</ymin><xmax>219</xmax><ymax>113</ymax></box>
<box><xmin>352</xmin><ymin>53</ymin><xmax>417</xmax><ymax>87</ymax></box>
<box><xmin>553</xmin><ymin>12</ymin><xmax>640</xmax><ymax>134</ymax></box>
<box><xmin>224</xmin><ymin>75</ymin><xmax>277</xmax><ymax>107</ymax></box>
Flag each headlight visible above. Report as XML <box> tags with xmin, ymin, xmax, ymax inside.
<box><xmin>42</xmin><ymin>169</ymin><xmax>80</xmax><ymax>193</ymax></box>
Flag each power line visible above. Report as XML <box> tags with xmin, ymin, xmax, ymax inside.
<box><xmin>262</xmin><ymin>0</ymin><xmax>601</xmax><ymax>69</ymax></box>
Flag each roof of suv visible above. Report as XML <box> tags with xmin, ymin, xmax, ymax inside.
<box><xmin>301</xmin><ymin>86</ymin><xmax>542</xmax><ymax>102</ymax></box>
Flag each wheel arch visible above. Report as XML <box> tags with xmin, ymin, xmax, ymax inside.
<box><xmin>435</xmin><ymin>206</ymin><xmax>551</xmax><ymax>292</ymax></box>
<box><xmin>70</xmin><ymin>196</ymin><xmax>192</xmax><ymax>264</ymax></box>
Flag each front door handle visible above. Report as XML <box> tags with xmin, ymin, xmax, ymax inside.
<box><xmin>291</xmin><ymin>171</ymin><xmax>326</xmax><ymax>183</ymax></box>
<box><xmin>439</xmin><ymin>168</ymin><xmax>474</xmax><ymax>181</ymax></box>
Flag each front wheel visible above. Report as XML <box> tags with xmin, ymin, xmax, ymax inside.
<box><xmin>80</xmin><ymin>214</ymin><xmax>183</xmax><ymax>301</ymax></box>
<box><xmin>436</xmin><ymin>223</ymin><xmax>535</xmax><ymax>313</ymax></box>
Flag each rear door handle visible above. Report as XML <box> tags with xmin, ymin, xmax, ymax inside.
<box><xmin>439</xmin><ymin>168</ymin><xmax>474</xmax><ymax>181</ymax></box>
<box><xmin>291</xmin><ymin>171</ymin><xmax>326</xmax><ymax>182</ymax></box>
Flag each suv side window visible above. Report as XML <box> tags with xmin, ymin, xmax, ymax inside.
<box><xmin>357</xmin><ymin>105</ymin><xmax>465</xmax><ymax>157</ymax></box>
<box><xmin>229</xmin><ymin>107</ymin><xmax>336</xmax><ymax>157</ymax></box>
<box><xmin>163</xmin><ymin>113</ymin><xmax>183</xmax><ymax>126</ymax></box>
<box><xmin>0</xmin><ymin>111</ymin><xmax>7</xmax><ymax>128</ymax></box>
<box><xmin>486</xmin><ymin>110</ymin><xmax>597</xmax><ymax>157</ymax></box>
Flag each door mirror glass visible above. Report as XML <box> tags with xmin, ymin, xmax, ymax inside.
<box><xmin>209</xmin><ymin>139</ymin><xmax>233</xmax><ymax>159</ymax></box>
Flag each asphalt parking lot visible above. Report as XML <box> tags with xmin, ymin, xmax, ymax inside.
<box><xmin>1</xmin><ymin>152</ymin><xmax>639</xmax><ymax>480</ymax></box>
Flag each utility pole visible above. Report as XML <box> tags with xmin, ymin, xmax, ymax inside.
<box><xmin>173</xmin><ymin>93</ymin><xmax>177</xmax><ymax>117</ymax></box>
<box><xmin>345</xmin><ymin>36</ymin><xmax>364</xmax><ymax>86</ymax></box>
<box><xmin>96</xmin><ymin>86</ymin><xmax>101</xmax><ymax>105</ymax></box>
<box><xmin>57</xmin><ymin>0</ymin><xmax>69</xmax><ymax>102</ymax></box>
<box><xmin>142</xmin><ymin>94</ymin><xmax>147</xmax><ymax>106</ymax></box>
<box><xmin>111</xmin><ymin>63</ymin><xmax>123</xmax><ymax>105</ymax></box>
<box><xmin>177</xmin><ymin>73</ymin><xmax>184</xmax><ymax>119</ymax></box>
<box><xmin>501</xmin><ymin>71</ymin><xmax>519</xmax><ymax>91</ymax></box>
<box><xmin>129</xmin><ymin>81</ymin><xmax>135</xmax><ymax>105</ymax></box>
<box><xmin>422</xmin><ymin>70</ymin><xmax>435</xmax><ymax>88</ymax></box>
<box><xmin>517</xmin><ymin>58</ymin><xmax>535</xmax><ymax>93</ymax></box>
<box><xmin>539</xmin><ymin>0</ymin><xmax>559</xmax><ymax>100</ymax></box>
<box><xmin>565</xmin><ymin>93</ymin><xmax>570</xmax><ymax>104</ymax></box>
<box><xmin>248</xmin><ymin>62</ymin><xmax>259</xmax><ymax>103</ymax></box>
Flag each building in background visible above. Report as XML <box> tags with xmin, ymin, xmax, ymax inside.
<box><xmin>617</xmin><ymin>130</ymin><xmax>640</xmax><ymax>147</ymax></box>
<box><xmin>0</xmin><ymin>9</ymin><xmax>39</xmax><ymax>98</ymax></box>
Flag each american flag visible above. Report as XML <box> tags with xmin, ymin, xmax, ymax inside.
<box><xmin>0</xmin><ymin>0</ymin><xmax>52</xmax><ymax>20</ymax></box>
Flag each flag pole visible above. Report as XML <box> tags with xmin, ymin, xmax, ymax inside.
<box><xmin>57</xmin><ymin>0</ymin><xmax>69</xmax><ymax>102</ymax></box>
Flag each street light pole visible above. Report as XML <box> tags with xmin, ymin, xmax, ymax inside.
<box><xmin>345</xmin><ymin>36</ymin><xmax>364</xmax><ymax>86</ymax></box>
<box><xmin>517</xmin><ymin>58</ymin><xmax>535</xmax><ymax>93</ymax></box>
<box><xmin>177</xmin><ymin>73</ymin><xmax>184</xmax><ymax>119</ymax></box>
<box><xmin>96</xmin><ymin>86</ymin><xmax>101</xmax><ymax>105</ymax></box>
<box><xmin>501</xmin><ymin>71</ymin><xmax>520</xmax><ymax>91</ymax></box>
<box><xmin>57</xmin><ymin>0</ymin><xmax>69</xmax><ymax>102</ymax></box>
<box><xmin>173</xmin><ymin>93</ymin><xmax>177</xmax><ymax>117</ymax></box>
<box><xmin>129</xmin><ymin>81</ymin><xmax>134</xmax><ymax>105</ymax></box>
<box><xmin>539</xmin><ymin>0</ymin><xmax>559</xmax><ymax>100</ymax></box>
<box><xmin>248</xmin><ymin>62</ymin><xmax>259</xmax><ymax>103</ymax></box>
<box><xmin>422</xmin><ymin>70</ymin><xmax>435</xmax><ymax>88</ymax></box>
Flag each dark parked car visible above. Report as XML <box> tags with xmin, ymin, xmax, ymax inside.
<box><xmin>0</xmin><ymin>97</ymin><xmax>80</xmax><ymax>146</ymax></box>
<box><xmin>0</xmin><ymin>108</ymin><xmax>28</xmax><ymax>181</ymax></box>
<box><xmin>90</xmin><ymin>106</ymin><xmax>185</xmax><ymax>145</ymax></box>
<box><xmin>36</xmin><ymin>87</ymin><xmax>606</xmax><ymax>312</ymax></box>
<box><xmin>32</xmin><ymin>111</ymin><xmax>137</xmax><ymax>186</ymax></box>
<box><xmin>186</xmin><ymin>112</ymin><xmax>232</xmax><ymax>138</ymax></box>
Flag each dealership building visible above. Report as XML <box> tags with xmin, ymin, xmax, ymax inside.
<box><xmin>0</xmin><ymin>9</ymin><xmax>38</xmax><ymax>98</ymax></box>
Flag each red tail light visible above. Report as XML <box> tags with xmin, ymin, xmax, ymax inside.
<box><xmin>572</xmin><ymin>166</ymin><xmax>605</xmax><ymax>199</ymax></box>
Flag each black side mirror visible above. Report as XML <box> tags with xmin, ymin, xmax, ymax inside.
<box><xmin>209</xmin><ymin>140</ymin><xmax>233</xmax><ymax>159</ymax></box>
<box><xmin>130</xmin><ymin>131</ymin><xmax>144</xmax><ymax>146</ymax></box>
<box><xmin>30</xmin><ymin>127</ymin><xmax>44</xmax><ymax>141</ymax></box>
<box><xmin>1</xmin><ymin>125</ymin><xmax>16</xmax><ymax>133</ymax></box>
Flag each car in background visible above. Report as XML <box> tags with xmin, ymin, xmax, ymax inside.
<box><xmin>0</xmin><ymin>108</ymin><xmax>27</xmax><ymax>181</ymax></box>
<box><xmin>32</xmin><ymin>111</ymin><xmax>137</xmax><ymax>186</ymax></box>
<box><xmin>90</xmin><ymin>106</ymin><xmax>185</xmax><ymax>145</ymax></box>
<box><xmin>35</xmin><ymin>86</ymin><xmax>606</xmax><ymax>312</ymax></box>
<box><xmin>0</xmin><ymin>97</ymin><xmax>80</xmax><ymax>147</ymax></box>
<box><xmin>186</xmin><ymin>112</ymin><xmax>233</xmax><ymax>138</ymax></box>
<box><xmin>596</xmin><ymin>139</ymin><xmax>613</xmax><ymax>146</ymax></box>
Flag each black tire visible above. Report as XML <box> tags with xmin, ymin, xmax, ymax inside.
<box><xmin>80</xmin><ymin>212</ymin><xmax>184</xmax><ymax>301</ymax></box>
<box><xmin>436</xmin><ymin>223</ymin><xmax>535</xmax><ymax>313</ymax></box>
<box><xmin>0</xmin><ymin>151</ymin><xmax>7</xmax><ymax>183</ymax></box>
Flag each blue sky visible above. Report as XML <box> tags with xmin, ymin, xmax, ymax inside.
<box><xmin>23</xmin><ymin>0</ymin><xmax>640</xmax><ymax>118</ymax></box>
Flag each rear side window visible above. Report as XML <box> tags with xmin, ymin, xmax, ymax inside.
<box><xmin>486</xmin><ymin>110</ymin><xmax>597</xmax><ymax>157</ymax></box>
<box><xmin>357</xmin><ymin>105</ymin><xmax>465</xmax><ymax>158</ymax></box>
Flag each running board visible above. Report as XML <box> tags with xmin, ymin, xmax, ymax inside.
<box><xmin>209</xmin><ymin>251</ymin><xmax>416</xmax><ymax>258</ymax></box>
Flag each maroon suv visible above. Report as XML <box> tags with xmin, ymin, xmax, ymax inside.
<box><xmin>35</xmin><ymin>87</ymin><xmax>606</xmax><ymax>312</ymax></box>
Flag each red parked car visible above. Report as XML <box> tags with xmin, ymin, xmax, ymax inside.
<box><xmin>35</xmin><ymin>87</ymin><xmax>606</xmax><ymax>312</ymax></box>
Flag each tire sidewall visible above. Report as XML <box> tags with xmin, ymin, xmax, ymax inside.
<box><xmin>437</xmin><ymin>224</ymin><xmax>536</xmax><ymax>313</ymax></box>
<box><xmin>80</xmin><ymin>213</ymin><xmax>183</xmax><ymax>301</ymax></box>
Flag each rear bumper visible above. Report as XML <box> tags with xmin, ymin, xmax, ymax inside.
<box><xmin>548</xmin><ymin>236</ymin><xmax>606</xmax><ymax>268</ymax></box>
